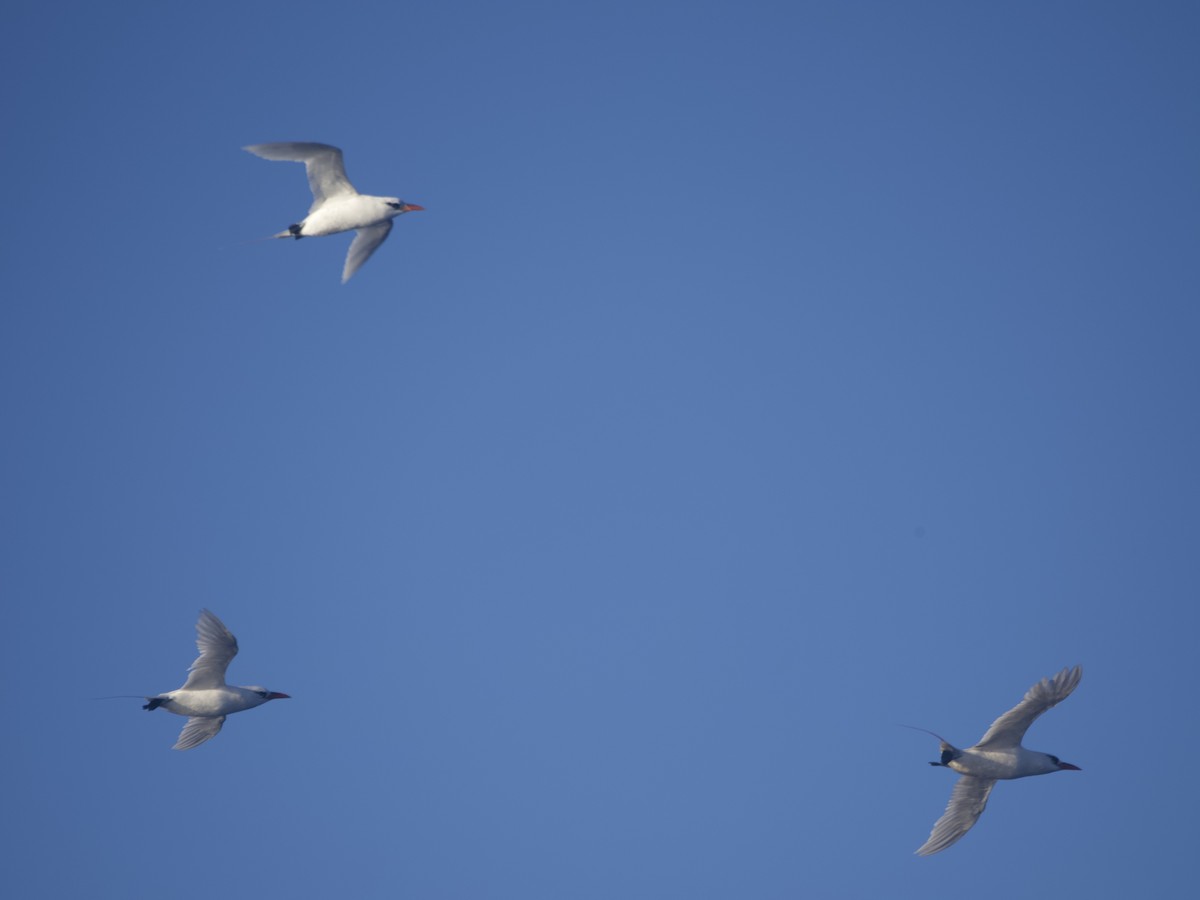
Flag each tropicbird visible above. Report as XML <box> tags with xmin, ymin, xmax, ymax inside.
<box><xmin>244</xmin><ymin>142</ymin><xmax>423</xmax><ymax>283</ymax></box>
<box><xmin>914</xmin><ymin>665</ymin><xmax>1082</xmax><ymax>855</ymax></box>
<box><xmin>143</xmin><ymin>609</ymin><xmax>289</xmax><ymax>750</ymax></box>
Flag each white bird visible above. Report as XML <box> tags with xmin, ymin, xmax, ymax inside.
<box><xmin>913</xmin><ymin>665</ymin><xmax>1082</xmax><ymax>856</ymax></box>
<box><xmin>244</xmin><ymin>142</ymin><xmax>423</xmax><ymax>283</ymax></box>
<box><xmin>143</xmin><ymin>609</ymin><xmax>289</xmax><ymax>750</ymax></box>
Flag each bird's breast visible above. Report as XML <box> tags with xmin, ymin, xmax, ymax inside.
<box><xmin>949</xmin><ymin>749</ymin><xmax>1025</xmax><ymax>780</ymax></box>
<box><xmin>163</xmin><ymin>687</ymin><xmax>260</xmax><ymax>717</ymax></box>
<box><xmin>302</xmin><ymin>196</ymin><xmax>394</xmax><ymax>236</ymax></box>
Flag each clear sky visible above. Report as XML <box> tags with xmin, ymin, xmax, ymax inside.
<box><xmin>3</xmin><ymin>2</ymin><xmax>1198</xmax><ymax>897</ymax></box>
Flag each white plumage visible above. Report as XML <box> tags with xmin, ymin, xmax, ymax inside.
<box><xmin>244</xmin><ymin>142</ymin><xmax>423</xmax><ymax>283</ymax></box>
<box><xmin>144</xmin><ymin>609</ymin><xmax>289</xmax><ymax>750</ymax></box>
<box><xmin>915</xmin><ymin>665</ymin><xmax>1082</xmax><ymax>856</ymax></box>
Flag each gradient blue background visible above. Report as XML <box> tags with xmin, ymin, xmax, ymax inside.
<box><xmin>3</xmin><ymin>2</ymin><xmax>1198</xmax><ymax>897</ymax></box>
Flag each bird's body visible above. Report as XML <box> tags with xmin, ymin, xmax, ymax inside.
<box><xmin>914</xmin><ymin>665</ymin><xmax>1082</xmax><ymax>856</ymax></box>
<box><xmin>244</xmin><ymin>142</ymin><xmax>423</xmax><ymax>283</ymax></box>
<box><xmin>294</xmin><ymin>194</ymin><xmax>404</xmax><ymax>238</ymax></box>
<box><xmin>942</xmin><ymin>744</ymin><xmax>1069</xmax><ymax>780</ymax></box>
<box><xmin>150</xmin><ymin>684</ymin><xmax>277</xmax><ymax>718</ymax></box>
<box><xmin>144</xmin><ymin>609</ymin><xmax>289</xmax><ymax>750</ymax></box>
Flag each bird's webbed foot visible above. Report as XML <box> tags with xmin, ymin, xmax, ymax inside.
<box><xmin>288</xmin><ymin>223</ymin><xmax>303</xmax><ymax>239</ymax></box>
<box><xmin>143</xmin><ymin>698</ymin><xmax>166</xmax><ymax>711</ymax></box>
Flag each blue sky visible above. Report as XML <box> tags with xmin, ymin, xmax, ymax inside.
<box><xmin>3</xmin><ymin>1</ymin><xmax>1199</xmax><ymax>897</ymax></box>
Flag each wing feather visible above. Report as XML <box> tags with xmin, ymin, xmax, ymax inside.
<box><xmin>181</xmin><ymin>609</ymin><xmax>238</xmax><ymax>690</ymax></box>
<box><xmin>174</xmin><ymin>716</ymin><xmax>225</xmax><ymax>750</ymax></box>
<box><xmin>916</xmin><ymin>775</ymin><xmax>995</xmax><ymax>856</ymax></box>
<box><xmin>343</xmin><ymin>222</ymin><xmax>392</xmax><ymax>283</ymax></box>
<box><xmin>975</xmin><ymin>665</ymin><xmax>1082</xmax><ymax>749</ymax></box>
<box><xmin>243</xmin><ymin>142</ymin><xmax>358</xmax><ymax>209</ymax></box>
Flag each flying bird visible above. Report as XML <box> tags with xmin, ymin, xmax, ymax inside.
<box><xmin>244</xmin><ymin>142</ymin><xmax>423</xmax><ymax>283</ymax></box>
<box><xmin>913</xmin><ymin>665</ymin><xmax>1082</xmax><ymax>856</ymax></box>
<box><xmin>143</xmin><ymin>609</ymin><xmax>289</xmax><ymax>750</ymax></box>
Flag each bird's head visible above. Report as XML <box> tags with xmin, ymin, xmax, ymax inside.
<box><xmin>384</xmin><ymin>198</ymin><xmax>424</xmax><ymax>217</ymax></box>
<box><xmin>1048</xmin><ymin>754</ymin><xmax>1081</xmax><ymax>771</ymax></box>
<box><xmin>246</xmin><ymin>686</ymin><xmax>290</xmax><ymax>706</ymax></box>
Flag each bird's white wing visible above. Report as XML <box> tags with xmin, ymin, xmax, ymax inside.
<box><xmin>181</xmin><ymin>609</ymin><xmax>238</xmax><ymax>690</ymax></box>
<box><xmin>174</xmin><ymin>716</ymin><xmax>225</xmax><ymax>751</ymax></box>
<box><xmin>243</xmin><ymin>142</ymin><xmax>358</xmax><ymax>209</ymax></box>
<box><xmin>342</xmin><ymin>221</ymin><xmax>392</xmax><ymax>283</ymax></box>
<box><xmin>975</xmin><ymin>665</ymin><xmax>1082</xmax><ymax>749</ymax></box>
<box><xmin>916</xmin><ymin>775</ymin><xmax>996</xmax><ymax>856</ymax></box>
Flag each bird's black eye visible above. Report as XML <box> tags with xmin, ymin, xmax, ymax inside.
<box><xmin>387</xmin><ymin>201</ymin><xmax>402</xmax><ymax>210</ymax></box>
<box><xmin>257</xmin><ymin>690</ymin><xmax>268</xmax><ymax>698</ymax></box>
<box><xmin>1049</xmin><ymin>755</ymin><xmax>1060</xmax><ymax>765</ymax></box>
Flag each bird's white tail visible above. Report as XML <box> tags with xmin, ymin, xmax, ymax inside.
<box><xmin>236</xmin><ymin>233</ymin><xmax>291</xmax><ymax>246</ymax></box>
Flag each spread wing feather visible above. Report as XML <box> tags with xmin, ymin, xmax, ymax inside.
<box><xmin>916</xmin><ymin>776</ymin><xmax>995</xmax><ymax>856</ymax></box>
<box><xmin>975</xmin><ymin>665</ymin><xmax>1082</xmax><ymax>749</ymax></box>
<box><xmin>244</xmin><ymin>142</ymin><xmax>358</xmax><ymax>210</ymax></box>
<box><xmin>343</xmin><ymin>222</ymin><xmax>392</xmax><ymax>283</ymax></box>
<box><xmin>174</xmin><ymin>716</ymin><xmax>225</xmax><ymax>751</ymax></box>
<box><xmin>181</xmin><ymin>609</ymin><xmax>238</xmax><ymax>691</ymax></box>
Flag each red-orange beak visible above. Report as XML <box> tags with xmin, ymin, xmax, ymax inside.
<box><xmin>268</xmin><ymin>692</ymin><xmax>290</xmax><ymax>700</ymax></box>
<box><xmin>404</xmin><ymin>203</ymin><xmax>424</xmax><ymax>212</ymax></box>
